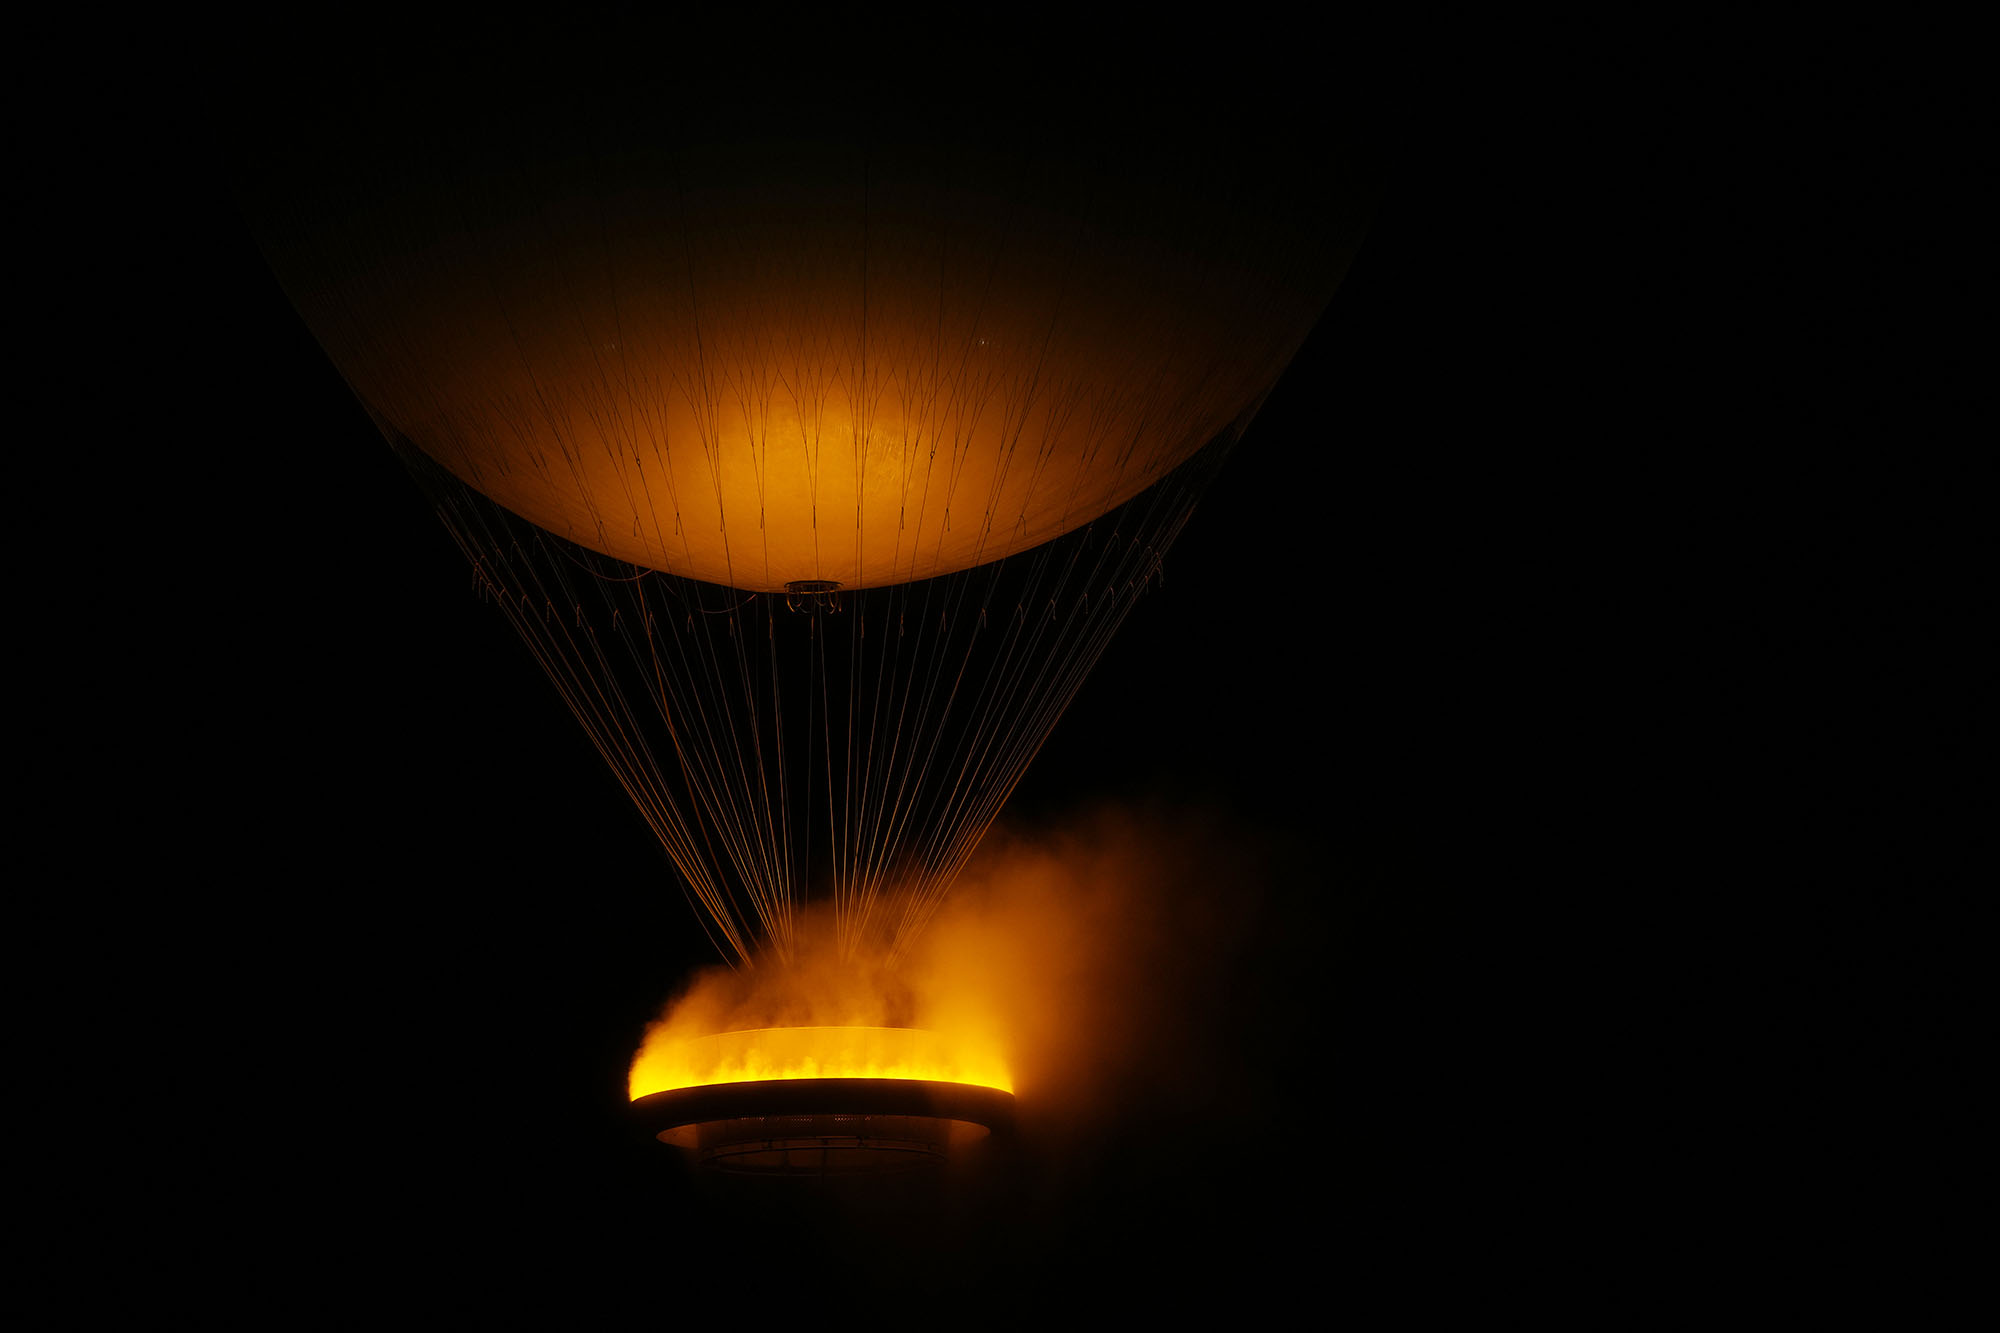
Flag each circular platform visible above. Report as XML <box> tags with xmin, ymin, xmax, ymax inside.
<box><xmin>631</xmin><ymin>1077</ymin><xmax>1016</xmax><ymax>1176</ymax></box>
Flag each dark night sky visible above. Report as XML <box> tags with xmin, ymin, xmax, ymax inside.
<box><xmin>146</xmin><ymin>35</ymin><xmax>1974</xmax><ymax>1316</ymax></box>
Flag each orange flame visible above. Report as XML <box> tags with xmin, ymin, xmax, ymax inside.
<box><xmin>628</xmin><ymin>1024</ymin><xmax>1012</xmax><ymax>1099</ymax></box>
<box><xmin>628</xmin><ymin>805</ymin><xmax>1261</xmax><ymax>1122</ymax></box>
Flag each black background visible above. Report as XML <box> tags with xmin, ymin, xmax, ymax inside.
<box><xmin>91</xmin><ymin>27</ymin><xmax>1975</xmax><ymax>1319</ymax></box>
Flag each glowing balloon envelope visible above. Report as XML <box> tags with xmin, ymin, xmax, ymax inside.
<box><xmin>251</xmin><ymin>90</ymin><xmax>1369</xmax><ymax>591</ymax></box>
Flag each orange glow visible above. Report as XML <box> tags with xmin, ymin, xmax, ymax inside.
<box><xmin>625</xmin><ymin>804</ymin><xmax>1258</xmax><ymax>1122</ymax></box>
<box><xmin>251</xmin><ymin>109</ymin><xmax>1359</xmax><ymax>592</ymax></box>
<box><xmin>628</xmin><ymin>1024</ymin><xmax>1012</xmax><ymax>1100</ymax></box>
<box><xmin>289</xmin><ymin>248</ymin><xmax>1311</xmax><ymax>592</ymax></box>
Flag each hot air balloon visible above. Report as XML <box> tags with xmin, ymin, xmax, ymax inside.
<box><xmin>235</xmin><ymin>44</ymin><xmax>1376</xmax><ymax>1173</ymax></box>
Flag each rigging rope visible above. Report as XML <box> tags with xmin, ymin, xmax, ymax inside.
<box><xmin>407</xmin><ymin>422</ymin><xmax>1235</xmax><ymax>966</ymax></box>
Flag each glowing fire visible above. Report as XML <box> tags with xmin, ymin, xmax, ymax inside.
<box><xmin>629</xmin><ymin>1025</ymin><xmax>1012</xmax><ymax>1100</ymax></box>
